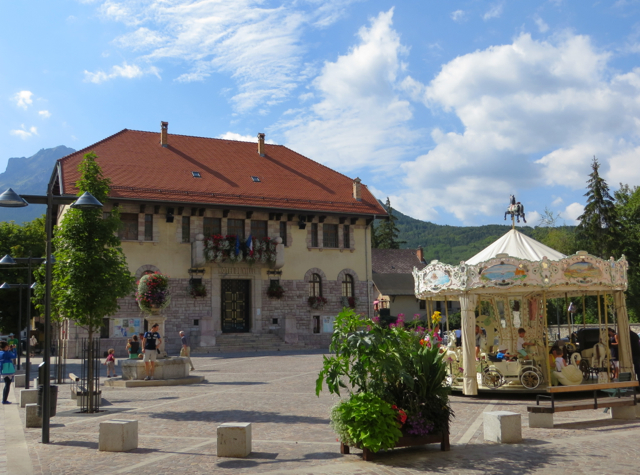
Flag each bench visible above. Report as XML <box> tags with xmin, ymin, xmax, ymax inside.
<box><xmin>527</xmin><ymin>381</ymin><xmax>638</xmax><ymax>428</ymax></box>
<box><xmin>69</xmin><ymin>373</ymin><xmax>81</xmax><ymax>399</ymax></box>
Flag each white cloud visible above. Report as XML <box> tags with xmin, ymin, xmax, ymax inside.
<box><xmin>483</xmin><ymin>3</ymin><xmax>504</xmax><ymax>21</ymax></box>
<box><xmin>218</xmin><ymin>132</ymin><xmax>275</xmax><ymax>143</ymax></box>
<box><xmin>388</xmin><ymin>33</ymin><xmax>640</xmax><ymax>223</ymax></box>
<box><xmin>451</xmin><ymin>10</ymin><xmax>466</xmax><ymax>22</ymax></box>
<box><xmin>12</xmin><ymin>91</ymin><xmax>33</xmax><ymax>109</ymax></box>
<box><xmin>38</xmin><ymin>110</ymin><xmax>51</xmax><ymax>119</ymax></box>
<box><xmin>534</xmin><ymin>15</ymin><xmax>549</xmax><ymax>33</ymax></box>
<box><xmin>562</xmin><ymin>202</ymin><xmax>584</xmax><ymax>224</ymax></box>
<box><xmin>95</xmin><ymin>0</ymin><xmax>356</xmax><ymax>113</ymax></box>
<box><xmin>84</xmin><ymin>62</ymin><xmax>160</xmax><ymax>83</ymax></box>
<box><xmin>10</xmin><ymin>125</ymin><xmax>38</xmax><ymax>140</ymax></box>
<box><xmin>551</xmin><ymin>196</ymin><xmax>564</xmax><ymax>206</ymax></box>
<box><xmin>281</xmin><ymin>9</ymin><xmax>420</xmax><ymax>172</ymax></box>
<box><xmin>527</xmin><ymin>210</ymin><xmax>542</xmax><ymax>226</ymax></box>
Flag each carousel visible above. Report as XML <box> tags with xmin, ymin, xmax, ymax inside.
<box><xmin>412</xmin><ymin>197</ymin><xmax>634</xmax><ymax>395</ymax></box>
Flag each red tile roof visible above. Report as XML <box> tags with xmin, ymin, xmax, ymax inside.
<box><xmin>57</xmin><ymin>129</ymin><xmax>386</xmax><ymax>216</ymax></box>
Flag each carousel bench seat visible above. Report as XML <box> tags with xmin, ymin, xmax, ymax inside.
<box><xmin>527</xmin><ymin>381</ymin><xmax>638</xmax><ymax>427</ymax></box>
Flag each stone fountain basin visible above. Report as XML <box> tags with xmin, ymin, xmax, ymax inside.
<box><xmin>121</xmin><ymin>357</ymin><xmax>190</xmax><ymax>380</ymax></box>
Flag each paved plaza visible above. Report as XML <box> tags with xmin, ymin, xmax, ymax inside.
<box><xmin>1</xmin><ymin>350</ymin><xmax>639</xmax><ymax>475</ymax></box>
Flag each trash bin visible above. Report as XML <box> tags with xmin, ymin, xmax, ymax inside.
<box><xmin>36</xmin><ymin>385</ymin><xmax>58</xmax><ymax>418</ymax></box>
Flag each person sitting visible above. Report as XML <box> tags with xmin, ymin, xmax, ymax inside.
<box><xmin>496</xmin><ymin>349</ymin><xmax>517</xmax><ymax>361</ymax></box>
<box><xmin>516</xmin><ymin>328</ymin><xmax>535</xmax><ymax>357</ymax></box>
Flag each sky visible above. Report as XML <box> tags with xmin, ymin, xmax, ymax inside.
<box><xmin>2</xmin><ymin>0</ymin><xmax>640</xmax><ymax>227</ymax></box>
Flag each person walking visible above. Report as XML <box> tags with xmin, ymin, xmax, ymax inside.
<box><xmin>179</xmin><ymin>331</ymin><xmax>195</xmax><ymax>371</ymax></box>
<box><xmin>29</xmin><ymin>334</ymin><xmax>37</xmax><ymax>357</ymax></box>
<box><xmin>7</xmin><ymin>333</ymin><xmax>18</xmax><ymax>366</ymax></box>
<box><xmin>0</xmin><ymin>341</ymin><xmax>17</xmax><ymax>404</ymax></box>
<box><xmin>142</xmin><ymin>324</ymin><xmax>162</xmax><ymax>381</ymax></box>
<box><xmin>104</xmin><ymin>349</ymin><xmax>117</xmax><ymax>378</ymax></box>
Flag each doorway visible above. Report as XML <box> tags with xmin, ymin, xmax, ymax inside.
<box><xmin>221</xmin><ymin>279</ymin><xmax>251</xmax><ymax>332</ymax></box>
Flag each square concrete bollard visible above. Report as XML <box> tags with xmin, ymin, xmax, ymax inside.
<box><xmin>484</xmin><ymin>411</ymin><xmax>522</xmax><ymax>443</ymax></box>
<box><xmin>217</xmin><ymin>423</ymin><xmax>252</xmax><ymax>457</ymax></box>
<box><xmin>25</xmin><ymin>404</ymin><xmax>42</xmax><ymax>428</ymax></box>
<box><xmin>20</xmin><ymin>389</ymin><xmax>39</xmax><ymax>408</ymax></box>
<box><xmin>529</xmin><ymin>412</ymin><xmax>554</xmax><ymax>428</ymax></box>
<box><xmin>14</xmin><ymin>374</ymin><xmax>26</xmax><ymax>388</ymax></box>
<box><xmin>99</xmin><ymin>420</ymin><xmax>138</xmax><ymax>452</ymax></box>
<box><xmin>611</xmin><ymin>406</ymin><xmax>636</xmax><ymax>420</ymax></box>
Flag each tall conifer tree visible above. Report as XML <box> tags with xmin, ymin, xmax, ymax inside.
<box><xmin>374</xmin><ymin>198</ymin><xmax>406</xmax><ymax>249</ymax></box>
<box><xmin>576</xmin><ymin>157</ymin><xmax>619</xmax><ymax>258</ymax></box>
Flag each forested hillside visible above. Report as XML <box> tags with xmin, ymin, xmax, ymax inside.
<box><xmin>377</xmin><ymin>206</ymin><xmax>537</xmax><ymax>264</ymax></box>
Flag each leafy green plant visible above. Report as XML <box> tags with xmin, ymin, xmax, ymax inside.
<box><xmin>332</xmin><ymin>393</ymin><xmax>402</xmax><ymax>453</ymax></box>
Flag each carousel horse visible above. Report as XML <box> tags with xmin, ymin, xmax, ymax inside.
<box><xmin>504</xmin><ymin>195</ymin><xmax>527</xmax><ymax>223</ymax></box>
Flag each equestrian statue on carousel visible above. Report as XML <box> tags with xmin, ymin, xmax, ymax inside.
<box><xmin>504</xmin><ymin>195</ymin><xmax>526</xmax><ymax>224</ymax></box>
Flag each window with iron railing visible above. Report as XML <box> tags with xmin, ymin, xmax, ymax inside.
<box><xmin>342</xmin><ymin>274</ymin><xmax>354</xmax><ymax>297</ymax></box>
<box><xmin>323</xmin><ymin>224</ymin><xmax>338</xmax><ymax>248</ymax></box>
<box><xmin>309</xmin><ymin>273</ymin><xmax>322</xmax><ymax>297</ymax></box>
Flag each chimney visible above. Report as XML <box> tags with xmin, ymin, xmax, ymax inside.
<box><xmin>160</xmin><ymin>121</ymin><xmax>168</xmax><ymax>147</ymax></box>
<box><xmin>417</xmin><ymin>246</ymin><xmax>424</xmax><ymax>264</ymax></box>
<box><xmin>352</xmin><ymin>177</ymin><xmax>362</xmax><ymax>201</ymax></box>
<box><xmin>257</xmin><ymin>133</ymin><xmax>265</xmax><ymax>156</ymax></box>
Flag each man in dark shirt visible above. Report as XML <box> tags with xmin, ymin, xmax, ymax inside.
<box><xmin>142</xmin><ymin>324</ymin><xmax>162</xmax><ymax>381</ymax></box>
<box><xmin>629</xmin><ymin>330</ymin><xmax>640</xmax><ymax>385</ymax></box>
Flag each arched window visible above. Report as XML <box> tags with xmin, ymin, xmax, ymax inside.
<box><xmin>342</xmin><ymin>274</ymin><xmax>354</xmax><ymax>298</ymax></box>
<box><xmin>309</xmin><ymin>273</ymin><xmax>322</xmax><ymax>297</ymax></box>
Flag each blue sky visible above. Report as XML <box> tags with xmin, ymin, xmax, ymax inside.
<box><xmin>3</xmin><ymin>0</ymin><xmax>640</xmax><ymax>226</ymax></box>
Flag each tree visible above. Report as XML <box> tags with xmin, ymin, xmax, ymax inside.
<box><xmin>0</xmin><ymin>217</ymin><xmax>45</xmax><ymax>334</ymax></box>
<box><xmin>374</xmin><ymin>198</ymin><xmax>406</xmax><ymax>249</ymax></box>
<box><xmin>613</xmin><ymin>184</ymin><xmax>640</xmax><ymax>321</ymax></box>
<box><xmin>576</xmin><ymin>157</ymin><xmax>619</xmax><ymax>259</ymax></box>
<box><xmin>533</xmin><ymin>207</ymin><xmax>578</xmax><ymax>256</ymax></box>
<box><xmin>34</xmin><ymin>152</ymin><xmax>134</xmax><ymax>411</ymax></box>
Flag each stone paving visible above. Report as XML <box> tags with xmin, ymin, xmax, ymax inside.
<box><xmin>1</xmin><ymin>350</ymin><xmax>639</xmax><ymax>474</ymax></box>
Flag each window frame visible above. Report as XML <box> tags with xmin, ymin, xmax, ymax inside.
<box><xmin>279</xmin><ymin>221</ymin><xmax>287</xmax><ymax>246</ymax></box>
<box><xmin>118</xmin><ymin>213</ymin><xmax>139</xmax><ymax>241</ymax></box>
<box><xmin>343</xmin><ymin>224</ymin><xmax>350</xmax><ymax>248</ymax></box>
<box><xmin>227</xmin><ymin>219</ymin><xmax>245</xmax><ymax>240</ymax></box>
<box><xmin>323</xmin><ymin>224</ymin><xmax>338</xmax><ymax>248</ymax></box>
<box><xmin>251</xmin><ymin>220</ymin><xmax>268</xmax><ymax>240</ymax></box>
<box><xmin>311</xmin><ymin>223</ymin><xmax>319</xmax><ymax>247</ymax></box>
<box><xmin>309</xmin><ymin>273</ymin><xmax>322</xmax><ymax>297</ymax></box>
<box><xmin>144</xmin><ymin>214</ymin><xmax>153</xmax><ymax>241</ymax></box>
<box><xmin>182</xmin><ymin>215</ymin><xmax>191</xmax><ymax>243</ymax></box>
<box><xmin>203</xmin><ymin>217</ymin><xmax>222</xmax><ymax>237</ymax></box>
<box><xmin>342</xmin><ymin>274</ymin><xmax>354</xmax><ymax>298</ymax></box>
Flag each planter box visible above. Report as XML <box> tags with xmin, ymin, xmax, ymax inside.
<box><xmin>340</xmin><ymin>431</ymin><xmax>450</xmax><ymax>461</ymax></box>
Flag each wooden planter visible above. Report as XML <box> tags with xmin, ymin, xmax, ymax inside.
<box><xmin>340</xmin><ymin>431</ymin><xmax>450</xmax><ymax>461</ymax></box>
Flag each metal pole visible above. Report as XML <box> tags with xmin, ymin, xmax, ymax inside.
<box><xmin>543</xmin><ymin>292</ymin><xmax>551</xmax><ymax>388</ymax></box>
<box><xmin>17</xmin><ymin>285</ymin><xmax>22</xmax><ymax>370</ymax></box>
<box><xmin>42</xmin><ymin>184</ymin><xmax>53</xmax><ymax>444</ymax></box>
<box><xmin>26</xmin><ymin>256</ymin><xmax>31</xmax><ymax>389</ymax></box>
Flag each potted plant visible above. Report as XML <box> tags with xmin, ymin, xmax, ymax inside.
<box><xmin>189</xmin><ymin>281</ymin><xmax>207</xmax><ymax>299</ymax></box>
<box><xmin>136</xmin><ymin>272</ymin><xmax>171</xmax><ymax>314</ymax></box>
<box><xmin>341</xmin><ymin>296</ymin><xmax>358</xmax><ymax>309</ymax></box>
<box><xmin>267</xmin><ymin>281</ymin><xmax>285</xmax><ymax>299</ymax></box>
<box><xmin>308</xmin><ymin>296</ymin><xmax>327</xmax><ymax>309</ymax></box>
<box><xmin>316</xmin><ymin>308</ymin><xmax>453</xmax><ymax>460</ymax></box>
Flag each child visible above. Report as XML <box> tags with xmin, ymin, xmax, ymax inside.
<box><xmin>104</xmin><ymin>348</ymin><xmax>116</xmax><ymax>378</ymax></box>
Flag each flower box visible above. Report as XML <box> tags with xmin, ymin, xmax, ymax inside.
<box><xmin>340</xmin><ymin>431</ymin><xmax>450</xmax><ymax>461</ymax></box>
<box><xmin>203</xmin><ymin>234</ymin><xmax>276</xmax><ymax>264</ymax></box>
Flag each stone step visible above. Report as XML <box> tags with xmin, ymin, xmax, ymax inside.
<box><xmin>193</xmin><ymin>345</ymin><xmax>307</xmax><ymax>354</ymax></box>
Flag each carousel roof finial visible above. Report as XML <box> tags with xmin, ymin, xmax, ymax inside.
<box><xmin>504</xmin><ymin>194</ymin><xmax>527</xmax><ymax>228</ymax></box>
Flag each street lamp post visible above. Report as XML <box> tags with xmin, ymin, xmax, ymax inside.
<box><xmin>0</xmin><ymin>255</ymin><xmax>46</xmax><ymax>389</ymax></box>
<box><xmin>0</xmin><ymin>186</ymin><xmax>102</xmax><ymax>444</ymax></box>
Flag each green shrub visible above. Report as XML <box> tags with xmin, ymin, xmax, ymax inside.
<box><xmin>332</xmin><ymin>393</ymin><xmax>402</xmax><ymax>453</ymax></box>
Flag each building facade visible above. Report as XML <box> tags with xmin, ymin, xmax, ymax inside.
<box><xmin>54</xmin><ymin>124</ymin><xmax>386</xmax><ymax>355</ymax></box>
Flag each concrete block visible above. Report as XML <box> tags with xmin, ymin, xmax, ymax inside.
<box><xmin>25</xmin><ymin>404</ymin><xmax>42</xmax><ymax>428</ymax></box>
<box><xmin>99</xmin><ymin>420</ymin><xmax>138</xmax><ymax>452</ymax></box>
<box><xmin>20</xmin><ymin>389</ymin><xmax>38</xmax><ymax>408</ymax></box>
<box><xmin>14</xmin><ymin>374</ymin><xmax>26</xmax><ymax>388</ymax></box>
<box><xmin>611</xmin><ymin>405</ymin><xmax>636</xmax><ymax>420</ymax></box>
<box><xmin>484</xmin><ymin>411</ymin><xmax>522</xmax><ymax>443</ymax></box>
<box><xmin>528</xmin><ymin>412</ymin><xmax>554</xmax><ymax>428</ymax></box>
<box><xmin>217</xmin><ymin>423</ymin><xmax>252</xmax><ymax>457</ymax></box>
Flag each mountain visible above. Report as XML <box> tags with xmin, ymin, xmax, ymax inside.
<box><xmin>379</xmin><ymin>203</ymin><xmax>537</xmax><ymax>265</ymax></box>
<box><xmin>0</xmin><ymin>146</ymin><xmax>75</xmax><ymax>223</ymax></box>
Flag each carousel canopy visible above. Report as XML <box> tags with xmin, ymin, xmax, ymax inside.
<box><xmin>465</xmin><ymin>229</ymin><xmax>566</xmax><ymax>265</ymax></box>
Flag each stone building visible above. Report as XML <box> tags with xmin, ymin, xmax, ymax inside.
<box><xmin>54</xmin><ymin>123</ymin><xmax>386</xmax><ymax>356</ymax></box>
<box><xmin>372</xmin><ymin>247</ymin><xmax>461</xmax><ymax>321</ymax></box>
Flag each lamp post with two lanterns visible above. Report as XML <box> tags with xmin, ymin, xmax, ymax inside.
<box><xmin>0</xmin><ymin>183</ymin><xmax>102</xmax><ymax>444</ymax></box>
